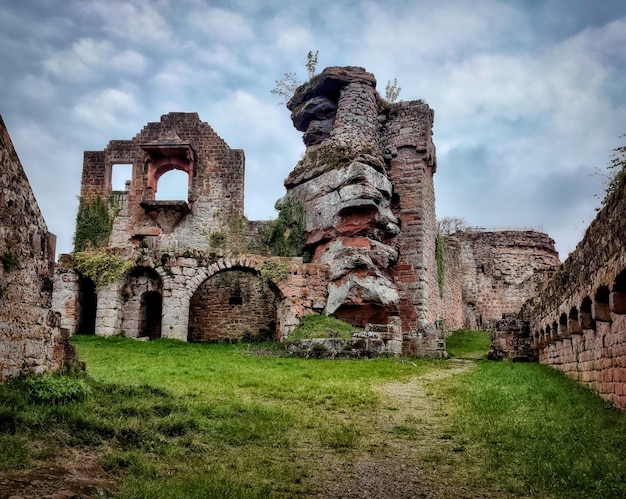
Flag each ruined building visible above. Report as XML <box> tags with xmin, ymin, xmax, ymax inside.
<box><xmin>51</xmin><ymin>67</ymin><xmax>453</xmax><ymax>355</ymax></box>
<box><xmin>0</xmin><ymin>116</ymin><xmax>76</xmax><ymax>379</ymax></box>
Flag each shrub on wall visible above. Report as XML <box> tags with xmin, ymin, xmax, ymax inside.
<box><xmin>261</xmin><ymin>199</ymin><xmax>311</xmax><ymax>261</ymax></box>
<box><xmin>74</xmin><ymin>251</ymin><xmax>133</xmax><ymax>289</ymax></box>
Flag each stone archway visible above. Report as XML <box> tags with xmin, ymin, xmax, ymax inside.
<box><xmin>187</xmin><ymin>267</ymin><xmax>276</xmax><ymax>342</ymax></box>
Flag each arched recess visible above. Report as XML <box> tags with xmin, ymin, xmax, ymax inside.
<box><xmin>188</xmin><ymin>267</ymin><xmax>277</xmax><ymax>343</ymax></box>
<box><xmin>593</xmin><ymin>285</ymin><xmax>611</xmax><ymax>322</ymax></box>
<box><xmin>122</xmin><ymin>267</ymin><xmax>163</xmax><ymax>339</ymax></box>
<box><xmin>559</xmin><ymin>313</ymin><xmax>569</xmax><ymax>338</ymax></box>
<box><xmin>568</xmin><ymin>306</ymin><xmax>583</xmax><ymax>334</ymax></box>
<box><xmin>580</xmin><ymin>296</ymin><xmax>594</xmax><ymax>330</ymax></box>
<box><xmin>76</xmin><ymin>275</ymin><xmax>97</xmax><ymax>335</ymax></box>
<box><xmin>611</xmin><ymin>269</ymin><xmax>626</xmax><ymax>314</ymax></box>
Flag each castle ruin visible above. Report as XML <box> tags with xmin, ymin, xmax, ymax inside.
<box><xmin>8</xmin><ymin>65</ymin><xmax>622</xmax><ymax>412</ymax></box>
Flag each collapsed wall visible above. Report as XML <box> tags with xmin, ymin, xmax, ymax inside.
<box><xmin>493</xmin><ymin>174</ymin><xmax>626</xmax><ymax>410</ymax></box>
<box><xmin>0</xmin><ymin>115</ymin><xmax>76</xmax><ymax>380</ymax></box>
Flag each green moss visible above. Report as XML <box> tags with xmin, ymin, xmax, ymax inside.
<box><xmin>1</xmin><ymin>250</ymin><xmax>18</xmax><ymax>271</ymax></box>
<box><xmin>288</xmin><ymin>314</ymin><xmax>356</xmax><ymax>340</ymax></box>
<box><xmin>259</xmin><ymin>261</ymin><xmax>290</xmax><ymax>293</ymax></box>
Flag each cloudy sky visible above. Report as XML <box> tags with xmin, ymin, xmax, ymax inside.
<box><xmin>2</xmin><ymin>0</ymin><xmax>625</xmax><ymax>260</ymax></box>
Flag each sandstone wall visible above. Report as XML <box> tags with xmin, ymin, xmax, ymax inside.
<box><xmin>188</xmin><ymin>270</ymin><xmax>276</xmax><ymax>342</ymax></box>
<box><xmin>496</xmin><ymin>175</ymin><xmax>626</xmax><ymax>410</ymax></box>
<box><xmin>0</xmin><ymin>115</ymin><xmax>76</xmax><ymax>379</ymax></box>
<box><xmin>455</xmin><ymin>230</ymin><xmax>559</xmax><ymax>327</ymax></box>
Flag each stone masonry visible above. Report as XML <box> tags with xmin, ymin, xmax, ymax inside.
<box><xmin>493</xmin><ymin>173</ymin><xmax>626</xmax><ymax>410</ymax></box>
<box><xmin>0</xmin><ymin>115</ymin><xmax>76</xmax><ymax>379</ymax></box>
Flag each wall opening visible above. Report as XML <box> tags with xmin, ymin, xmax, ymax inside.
<box><xmin>188</xmin><ymin>269</ymin><xmax>276</xmax><ymax>343</ymax></box>
<box><xmin>568</xmin><ymin>306</ymin><xmax>582</xmax><ymax>334</ymax></box>
<box><xmin>76</xmin><ymin>275</ymin><xmax>97</xmax><ymax>335</ymax></box>
<box><xmin>580</xmin><ymin>296</ymin><xmax>594</xmax><ymax>330</ymax></box>
<box><xmin>121</xmin><ymin>267</ymin><xmax>163</xmax><ymax>338</ymax></box>
<box><xmin>139</xmin><ymin>291</ymin><xmax>162</xmax><ymax>339</ymax></box>
<box><xmin>111</xmin><ymin>164</ymin><xmax>132</xmax><ymax>191</ymax></box>
<box><xmin>593</xmin><ymin>285</ymin><xmax>611</xmax><ymax>322</ymax></box>
<box><xmin>559</xmin><ymin>313</ymin><xmax>569</xmax><ymax>337</ymax></box>
<box><xmin>611</xmin><ymin>269</ymin><xmax>626</xmax><ymax>314</ymax></box>
<box><xmin>155</xmin><ymin>169</ymin><xmax>189</xmax><ymax>201</ymax></box>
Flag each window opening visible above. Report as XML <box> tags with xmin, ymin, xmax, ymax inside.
<box><xmin>111</xmin><ymin>164</ymin><xmax>132</xmax><ymax>191</ymax></box>
<box><xmin>155</xmin><ymin>169</ymin><xmax>189</xmax><ymax>201</ymax></box>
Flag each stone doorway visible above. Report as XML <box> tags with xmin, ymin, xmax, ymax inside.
<box><xmin>76</xmin><ymin>275</ymin><xmax>97</xmax><ymax>335</ymax></box>
<box><xmin>139</xmin><ymin>291</ymin><xmax>162</xmax><ymax>340</ymax></box>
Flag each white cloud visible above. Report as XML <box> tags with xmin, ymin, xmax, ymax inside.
<box><xmin>187</xmin><ymin>7</ymin><xmax>254</xmax><ymax>42</ymax></box>
<box><xmin>44</xmin><ymin>38</ymin><xmax>147</xmax><ymax>81</ymax></box>
<box><xmin>81</xmin><ymin>0</ymin><xmax>172</xmax><ymax>45</ymax></box>
<box><xmin>73</xmin><ymin>87</ymin><xmax>142</xmax><ymax>129</ymax></box>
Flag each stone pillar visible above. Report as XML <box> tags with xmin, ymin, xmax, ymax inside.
<box><xmin>161</xmin><ymin>288</ymin><xmax>190</xmax><ymax>341</ymax></box>
<box><xmin>95</xmin><ymin>283</ymin><xmax>123</xmax><ymax>336</ymax></box>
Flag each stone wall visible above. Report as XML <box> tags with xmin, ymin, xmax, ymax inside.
<box><xmin>495</xmin><ymin>175</ymin><xmax>626</xmax><ymax>410</ymax></box>
<box><xmin>455</xmin><ymin>230</ymin><xmax>559</xmax><ymax>328</ymax></box>
<box><xmin>285</xmin><ymin>67</ymin><xmax>444</xmax><ymax>355</ymax></box>
<box><xmin>188</xmin><ymin>270</ymin><xmax>276</xmax><ymax>342</ymax></box>
<box><xmin>0</xmin><ymin>115</ymin><xmax>76</xmax><ymax>379</ymax></box>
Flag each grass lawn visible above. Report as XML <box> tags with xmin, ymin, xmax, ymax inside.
<box><xmin>0</xmin><ymin>330</ymin><xmax>625</xmax><ymax>497</ymax></box>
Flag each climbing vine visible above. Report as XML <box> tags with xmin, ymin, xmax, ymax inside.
<box><xmin>74</xmin><ymin>251</ymin><xmax>133</xmax><ymax>289</ymax></box>
<box><xmin>260</xmin><ymin>199</ymin><xmax>310</xmax><ymax>262</ymax></box>
<box><xmin>73</xmin><ymin>197</ymin><xmax>113</xmax><ymax>252</ymax></box>
<box><xmin>435</xmin><ymin>233</ymin><xmax>446</xmax><ymax>298</ymax></box>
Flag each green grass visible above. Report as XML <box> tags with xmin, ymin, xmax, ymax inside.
<box><xmin>434</xmin><ymin>360</ymin><xmax>626</xmax><ymax>497</ymax></box>
<box><xmin>284</xmin><ymin>314</ymin><xmax>357</xmax><ymax>340</ymax></box>
<box><xmin>446</xmin><ymin>328</ymin><xmax>491</xmax><ymax>359</ymax></box>
<box><xmin>1</xmin><ymin>333</ymin><xmax>626</xmax><ymax>498</ymax></box>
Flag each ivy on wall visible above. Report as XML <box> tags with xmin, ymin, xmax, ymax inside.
<box><xmin>73</xmin><ymin>197</ymin><xmax>112</xmax><ymax>252</ymax></box>
<box><xmin>260</xmin><ymin>199</ymin><xmax>311</xmax><ymax>262</ymax></box>
<box><xmin>435</xmin><ymin>233</ymin><xmax>446</xmax><ymax>298</ymax></box>
<box><xmin>74</xmin><ymin>251</ymin><xmax>133</xmax><ymax>289</ymax></box>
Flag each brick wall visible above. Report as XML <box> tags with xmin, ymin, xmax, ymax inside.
<box><xmin>0</xmin><ymin>115</ymin><xmax>76</xmax><ymax>379</ymax></box>
<box><xmin>456</xmin><ymin>230</ymin><xmax>559</xmax><ymax>327</ymax></box>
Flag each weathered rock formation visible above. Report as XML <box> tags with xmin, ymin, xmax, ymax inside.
<box><xmin>0</xmin><ymin>115</ymin><xmax>76</xmax><ymax>379</ymax></box>
<box><xmin>285</xmin><ymin>67</ymin><xmax>441</xmax><ymax>347</ymax></box>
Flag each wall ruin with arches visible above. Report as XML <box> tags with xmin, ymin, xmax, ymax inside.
<box><xmin>492</xmin><ymin>174</ymin><xmax>626</xmax><ymax>409</ymax></box>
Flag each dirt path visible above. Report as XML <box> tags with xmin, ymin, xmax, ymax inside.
<box><xmin>306</xmin><ymin>359</ymin><xmax>503</xmax><ymax>499</ymax></box>
<box><xmin>0</xmin><ymin>449</ymin><xmax>116</xmax><ymax>499</ymax></box>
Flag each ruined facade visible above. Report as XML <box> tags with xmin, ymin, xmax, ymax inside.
<box><xmin>452</xmin><ymin>229</ymin><xmax>559</xmax><ymax>328</ymax></box>
<box><xmin>50</xmin><ymin>67</ymin><xmax>461</xmax><ymax>356</ymax></box>
<box><xmin>0</xmin><ymin>116</ymin><xmax>76</xmax><ymax>379</ymax></box>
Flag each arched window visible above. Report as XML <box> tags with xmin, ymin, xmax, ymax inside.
<box><xmin>155</xmin><ymin>169</ymin><xmax>189</xmax><ymax>201</ymax></box>
<box><xmin>568</xmin><ymin>306</ymin><xmax>582</xmax><ymax>334</ymax></box>
<box><xmin>580</xmin><ymin>296</ymin><xmax>594</xmax><ymax>330</ymax></box>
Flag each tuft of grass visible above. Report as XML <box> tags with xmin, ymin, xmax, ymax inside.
<box><xmin>445</xmin><ymin>329</ymin><xmax>490</xmax><ymax>359</ymax></box>
<box><xmin>287</xmin><ymin>314</ymin><xmax>357</xmax><ymax>340</ymax></box>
